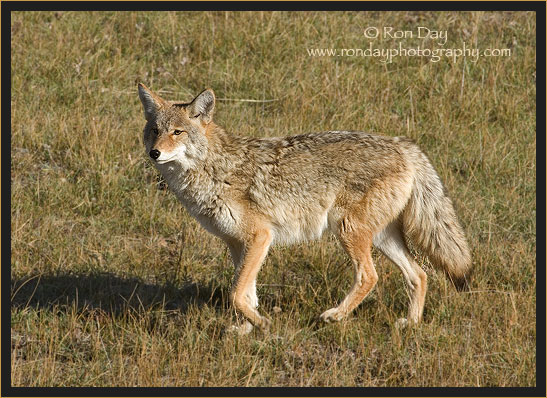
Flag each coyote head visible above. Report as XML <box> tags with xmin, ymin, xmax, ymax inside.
<box><xmin>138</xmin><ymin>84</ymin><xmax>215</xmax><ymax>169</ymax></box>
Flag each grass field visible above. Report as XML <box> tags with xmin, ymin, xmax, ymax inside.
<box><xmin>10</xmin><ymin>11</ymin><xmax>536</xmax><ymax>387</ymax></box>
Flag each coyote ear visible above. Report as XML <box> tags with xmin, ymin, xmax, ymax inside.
<box><xmin>138</xmin><ymin>83</ymin><xmax>166</xmax><ymax>121</ymax></box>
<box><xmin>188</xmin><ymin>89</ymin><xmax>215</xmax><ymax>124</ymax></box>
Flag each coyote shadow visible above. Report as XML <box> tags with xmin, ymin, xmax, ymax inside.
<box><xmin>11</xmin><ymin>272</ymin><xmax>229</xmax><ymax>317</ymax></box>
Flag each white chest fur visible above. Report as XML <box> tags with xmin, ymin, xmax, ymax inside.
<box><xmin>157</xmin><ymin>163</ymin><xmax>240</xmax><ymax>240</ymax></box>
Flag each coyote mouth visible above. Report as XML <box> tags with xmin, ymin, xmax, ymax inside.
<box><xmin>155</xmin><ymin>156</ymin><xmax>178</xmax><ymax>165</ymax></box>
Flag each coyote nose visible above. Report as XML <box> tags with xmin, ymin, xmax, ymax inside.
<box><xmin>149</xmin><ymin>149</ymin><xmax>161</xmax><ymax>160</ymax></box>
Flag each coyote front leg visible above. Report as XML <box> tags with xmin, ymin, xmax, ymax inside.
<box><xmin>229</xmin><ymin>229</ymin><xmax>272</xmax><ymax>331</ymax></box>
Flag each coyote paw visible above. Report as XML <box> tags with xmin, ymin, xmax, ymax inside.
<box><xmin>228</xmin><ymin>320</ymin><xmax>254</xmax><ymax>336</ymax></box>
<box><xmin>320</xmin><ymin>308</ymin><xmax>344</xmax><ymax>323</ymax></box>
<box><xmin>228</xmin><ymin>317</ymin><xmax>271</xmax><ymax>335</ymax></box>
<box><xmin>395</xmin><ymin>318</ymin><xmax>409</xmax><ymax>330</ymax></box>
<box><xmin>258</xmin><ymin>317</ymin><xmax>272</xmax><ymax>331</ymax></box>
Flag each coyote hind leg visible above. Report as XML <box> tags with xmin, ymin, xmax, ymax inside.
<box><xmin>320</xmin><ymin>221</ymin><xmax>378</xmax><ymax>323</ymax></box>
<box><xmin>373</xmin><ymin>220</ymin><xmax>427</xmax><ymax>325</ymax></box>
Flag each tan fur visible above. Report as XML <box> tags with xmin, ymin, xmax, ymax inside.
<box><xmin>229</xmin><ymin>224</ymin><xmax>272</xmax><ymax>329</ymax></box>
<box><xmin>138</xmin><ymin>84</ymin><xmax>472</xmax><ymax>332</ymax></box>
<box><xmin>400</xmin><ymin>142</ymin><xmax>472</xmax><ymax>290</ymax></box>
<box><xmin>321</xmin><ymin>223</ymin><xmax>377</xmax><ymax>322</ymax></box>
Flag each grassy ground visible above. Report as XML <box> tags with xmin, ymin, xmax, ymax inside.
<box><xmin>10</xmin><ymin>11</ymin><xmax>536</xmax><ymax>387</ymax></box>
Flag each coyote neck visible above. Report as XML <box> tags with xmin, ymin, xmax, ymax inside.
<box><xmin>155</xmin><ymin>124</ymin><xmax>246</xmax><ymax>231</ymax></box>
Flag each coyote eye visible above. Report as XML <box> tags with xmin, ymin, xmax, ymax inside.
<box><xmin>173</xmin><ymin>129</ymin><xmax>185</xmax><ymax>135</ymax></box>
<box><xmin>151</xmin><ymin>128</ymin><xmax>158</xmax><ymax>135</ymax></box>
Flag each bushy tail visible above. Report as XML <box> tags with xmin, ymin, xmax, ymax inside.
<box><xmin>402</xmin><ymin>150</ymin><xmax>472</xmax><ymax>290</ymax></box>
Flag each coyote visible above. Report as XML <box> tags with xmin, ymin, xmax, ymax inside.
<box><xmin>138</xmin><ymin>84</ymin><xmax>472</xmax><ymax>333</ymax></box>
